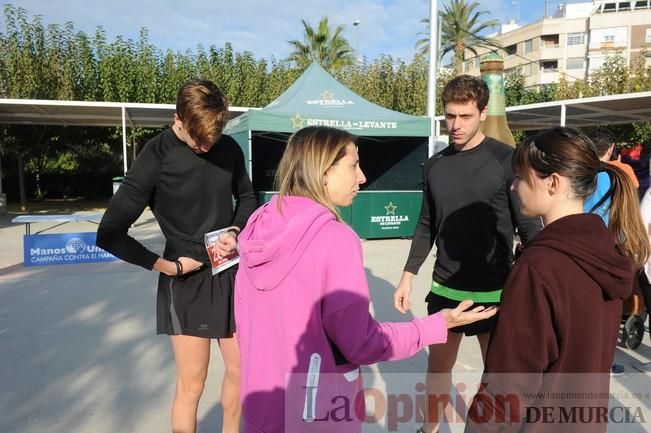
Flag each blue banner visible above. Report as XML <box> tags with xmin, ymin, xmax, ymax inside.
<box><xmin>23</xmin><ymin>232</ymin><xmax>118</xmax><ymax>267</ymax></box>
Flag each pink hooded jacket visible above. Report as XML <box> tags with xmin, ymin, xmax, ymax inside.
<box><xmin>235</xmin><ymin>196</ymin><xmax>448</xmax><ymax>433</ymax></box>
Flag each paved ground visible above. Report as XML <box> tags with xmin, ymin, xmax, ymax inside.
<box><xmin>0</xmin><ymin>210</ymin><xmax>649</xmax><ymax>433</ymax></box>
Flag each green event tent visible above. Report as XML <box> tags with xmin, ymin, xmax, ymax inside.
<box><xmin>225</xmin><ymin>62</ymin><xmax>431</xmax><ymax>239</ymax></box>
<box><xmin>225</xmin><ymin>62</ymin><xmax>430</xmax><ymax>137</ymax></box>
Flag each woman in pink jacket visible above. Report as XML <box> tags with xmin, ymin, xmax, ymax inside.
<box><xmin>234</xmin><ymin>126</ymin><xmax>496</xmax><ymax>433</ymax></box>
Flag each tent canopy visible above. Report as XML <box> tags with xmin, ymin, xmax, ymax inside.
<box><xmin>225</xmin><ymin>62</ymin><xmax>430</xmax><ymax>137</ymax></box>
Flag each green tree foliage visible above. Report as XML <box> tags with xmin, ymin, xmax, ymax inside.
<box><xmin>417</xmin><ymin>0</ymin><xmax>500</xmax><ymax>74</ymax></box>
<box><xmin>3</xmin><ymin>5</ymin><xmax>651</xmax><ymax>205</ymax></box>
<box><xmin>287</xmin><ymin>17</ymin><xmax>355</xmax><ymax>72</ymax></box>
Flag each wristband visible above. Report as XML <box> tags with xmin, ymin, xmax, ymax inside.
<box><xmin>175</xmin><ymin>259</ymin><xmax>183</xmax><ymax>276</ymax></box>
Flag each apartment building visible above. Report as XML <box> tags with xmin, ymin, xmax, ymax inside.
<box><xmin>464</xmin><ymin>0</ymin><xmax>651</xmax><ymax>87</ymax></box>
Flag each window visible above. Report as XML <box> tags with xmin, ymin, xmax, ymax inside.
<box><xmin>603</xmin><ymin>3</ymin><xmax>617</xmax><ymax>12</ymax></box>
<box><xmin>505</xmin><ymin>44</ymin><xmax>517</xmax><ymax>56</ymax></box>
<box><xmin>646</xmin><ymin>28</ymin><xmax>651</xmax><ymax>44</ymax></box>
<box><xmin>566</xmin><ymin>57</ymin><xmax>585</xmax><ymax>69</ymax></box>
<box><xmin>635</xmin><ymin>1</ymin><xmax>649</xmax><ymax>10</ymax></box>
<box><xmin>540</xmin><ymin>60</ymin><xmax>558</xmax><ymax>72</ymax></box>
<box><xmin>590</xmin><ymin>27</ymin><xmax>628</xmax><ymax>49</ymax></box>
<box><xmin>567</xmin><ymin>32</ymin><xmax>585</xmax><ymax>46</ymax></box>
<box><xmin>520</xmin><ymin>63</ymin><xmax>533</xmax><ymax>76</ymax></box>
<box><xmin>589</xmin><ymin>56</ymin><xmax>604</xmax><ymax>70</ymax></box>
<box><xmin>524</xmin><ymin>39</ymin><xmax>533</xmax><ymax>53</ymax></box>
<box><xmin>619</xmin><ymin>2</ymin><xmax>631</xmax><ymax>11</ymax></box>
<box><xmin>542</xmin><ymin>34</ymin><xmax>560</xmax><ymax>48</ymax></box>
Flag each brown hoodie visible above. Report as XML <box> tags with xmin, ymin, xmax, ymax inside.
<box><xmin>466</xmin><ymin>213</ymin><xmax>634</xmax><ymax>433</ymax></box>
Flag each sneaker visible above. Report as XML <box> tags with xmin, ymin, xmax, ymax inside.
<box><xmin>633</xmin><ymin>361</ymin><xmax>651</xmax><ymax>373</ymax></box>
<box><xmin>611</xmin><ymin>363</ymin><xmax>625</xmax><ymax>376</ymax></box>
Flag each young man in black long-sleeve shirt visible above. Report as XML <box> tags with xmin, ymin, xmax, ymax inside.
<box><xmin>97</xmin><ymin>80</ymin><xmax>256</xmax><ymax>433</ymax></box>
<box><xmin>393</xmin><ymin>75</ymin><xmax>541</xmax><ymax>433</ymax></box>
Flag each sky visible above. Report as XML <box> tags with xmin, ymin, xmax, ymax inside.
<box><xmin>8</xmin><ymin>0</ymin><xmax>575</xmax><ymax>62</ymax></box>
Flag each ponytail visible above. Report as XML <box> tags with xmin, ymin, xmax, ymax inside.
<box><xmin>512</xmin><ymin>127</ymin><xmax>650</xmax><ymax>269</ymax></box>
<box><xmin>605</xmin><ymin>164</ymin><xmax>650</xmax><ymax>269</ymax></box>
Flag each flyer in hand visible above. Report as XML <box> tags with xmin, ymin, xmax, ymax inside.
<box><xmin>204</xmin><ymin>228</ymin><xmax>240</xmax><ymax>275</ymax></box>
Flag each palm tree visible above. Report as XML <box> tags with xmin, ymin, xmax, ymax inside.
<box><xmin>287</xmin><ymin>17</ymin><xmax>355</xmax><ymax>71</ymax></box>
<box><xmin>416</xmin><ymin>0</ymin><xmax>500</xmax><ymax>75</ymax></box>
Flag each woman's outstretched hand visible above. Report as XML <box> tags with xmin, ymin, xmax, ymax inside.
<box><xmin>440</xmin><ymin>300</ymin><xmax>498</xmax><ymax>329</ymax></box>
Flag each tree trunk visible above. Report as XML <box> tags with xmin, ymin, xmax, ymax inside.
<box><xmin>454</xmin><ymin>58</ymin><xmax>463</xmax><ymax>75</ymax></box>
<box><xmin>35</xmin><ymin>172</ymin><xmax>43</xmax><ymax>200</ymax></box>
<box><xmin>454</xmin><ymin>43</ymin><xmax>465</xmax><ymax>76</ymax></box>
<box><xmin>17</xmin><ymin>153</ymin><xmax>27</xmax><ymax>211</ymax></box>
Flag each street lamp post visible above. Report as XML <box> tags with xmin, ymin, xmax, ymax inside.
<box><xmin>0</xmin><ymin>143</ymin><xmax>5</xmax><ymax>214</ymax></box>
<box><xmin>427</xmin><ymin>0</ymin><xmax>438</xmax><ymax>156</ymax></box>
<box><xmin>512</xmin><ymin>0</ymin><xmax>520</xmax><ymax>22</ymax></box>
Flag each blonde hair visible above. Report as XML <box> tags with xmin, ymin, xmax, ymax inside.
<box><xmin>176</xmin><ymin>80</ymin><xmax>229</xmax><ymax>145</ymax></box>
<box><xmin>275</xmin><ymin>126</ymin><xmax>357</xmax><ymax>221</ymax></box>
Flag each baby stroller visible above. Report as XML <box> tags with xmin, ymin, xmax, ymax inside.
<box><xmin>618</xmin><ymin>272</ymin><xmax>649</xmax><ymax>350</ymax></box>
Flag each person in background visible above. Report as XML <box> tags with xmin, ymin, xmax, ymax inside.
<box><xmin>582</xmin><ymin>132</ymin><xmax>614</xmax><ymax>224</ymax></box>
<box><xmin>466</xmin><ymin>127</ymin><xmax>648</xmax><ymax>433</ymax></box>
<box><xmin>234</xmin><ymin>126</ymin><xmax>497</xmax><ymax>433</ymax></box>
<box><xmin>584</xmin><ymin>131</ymin><xmax>639</xmax><ymax>376</ymax></box>
<box><xmin>97</xmin><ymin>80</ymin><xmax>256</xmax><ymax>433</ymax></box>
<box><xmin>393</xmin><ymin>75</ymin><xmax>541</xmax><ymax>433</ymax></box>
<box><xmin>609</xmin><ymin>147</ymin><xmax>639</xmax><ymax>189</ymax></box>
<box><xmin>621</xmin><ymin>143</ymin><xmax>649</xmax><ymax>199</ymax></box>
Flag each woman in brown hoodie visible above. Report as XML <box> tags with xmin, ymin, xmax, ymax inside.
<box><xmin>465</xmin><ymin>127</ymin><xmax>649</xmax><ymax>433</ymax></box>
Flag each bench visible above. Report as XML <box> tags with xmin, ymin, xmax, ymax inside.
<box><xmin>11</xmin><ymin>213</ymin><xmax>103</xmax><ymax>235</ymax></box>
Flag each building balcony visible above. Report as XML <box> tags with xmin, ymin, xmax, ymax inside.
<box><xmin>539</xmin><ymin>70</ymin><xmax>560</xmax><ymax>84</ymax></box>
<box><xmin>540</xmin><ymin>46</ymin><xmax>564</xmax><ymax>59</ymax></box>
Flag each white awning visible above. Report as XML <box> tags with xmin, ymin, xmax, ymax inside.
<box><xmin>433</xmin><ymin>90</ymin><xmax>651</xmax><ymax>132</ymax></box>
<box><xmin>0</xmin><ymin>98</ymin><xmax>256</xmax><ymax>176</ymax></box>
<box><xmin>506</xmin><ymin>91</ymin><xmax>651</xmax><ymax>131</ymax></box>
<box><xmin>0</xmin><ymin>98</ymin><xmax>251</xmax><ymax>128</ymax></box>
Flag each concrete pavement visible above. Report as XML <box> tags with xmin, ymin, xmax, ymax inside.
<box><xmin>0</xmin><ymin>210</ymin><xmax>649</xmax><ymax>432</ymax></box>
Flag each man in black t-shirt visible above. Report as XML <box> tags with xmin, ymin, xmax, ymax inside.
<box><xmin>393</xmin><ymin>75</ymin><xmax>541</xmax><ymax>433</ymax></box>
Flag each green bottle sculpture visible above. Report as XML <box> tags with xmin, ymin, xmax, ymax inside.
<box><xmin>480</xmin><ymin>52</ymin><xmax>516</xmax><ymax>147</ymax></box>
